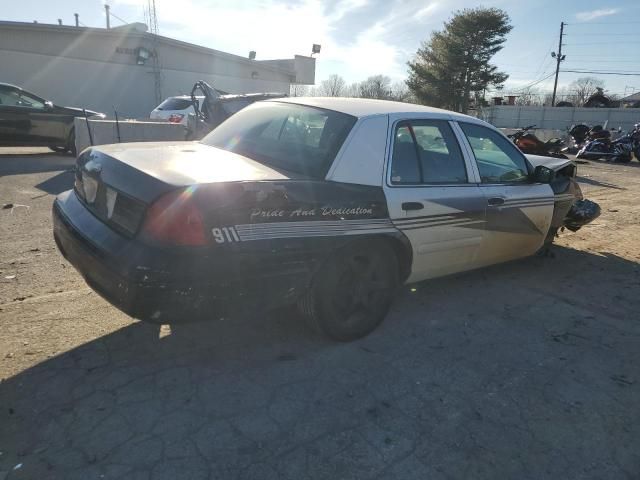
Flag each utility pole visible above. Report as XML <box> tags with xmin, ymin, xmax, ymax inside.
<box><xmin>74</xmin><ymin>13</ymin><xmax>79</xmax><ymax>27</ymax></box>
<box><xmin>105</xmin><ymin>4</ymin><xmax>111</xmax><ymax>29</ymax></box>
<box><xmin>147</xmin><ymin>0</ymin><xmax>162</xmax><ymax>105</ymax></box>
<box><xmin>551</xmin><ymin>21</ymin><xmax>566</xmax><ymax>107</ymax></box>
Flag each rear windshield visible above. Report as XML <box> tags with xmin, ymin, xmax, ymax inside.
<box><xmin>201</xmin><ymin>102</ymin><xmax>357</xmax><ymax>178</ymax></box>
<box><xmin>157</xmin><ymin>98</ymin><xmax>192</xmax><ymax>110</ymax></box>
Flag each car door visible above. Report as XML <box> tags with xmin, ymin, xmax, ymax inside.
<box><xmin>456</xmin><ymin>121</ymin><xmax>554</xmax><ymax>265</ymax></box>
<box><xmin>383</xmin><ymin>117</ymin><xmax>487</xmax><ymax>282</ymax></box>
<box><xmin>0</xmin><ymin>86</ymin><xmax>62</xmax><ymax>146</ymax></box>
<box><xmin>0</xmin><ymin>85</ymin><xmax>32</xmax><ymax>145</ymax></box>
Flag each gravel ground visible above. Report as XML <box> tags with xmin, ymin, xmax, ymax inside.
<box><xmin>0</xmin><ymin>147</ymin><xmax>639</xmax><ymax>479</ymax></box>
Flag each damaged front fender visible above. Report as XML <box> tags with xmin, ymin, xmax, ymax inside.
<box><xmin>525</xmin><ymin>154</ymin><xmax>601</xmax><ymax>234</ymax></box>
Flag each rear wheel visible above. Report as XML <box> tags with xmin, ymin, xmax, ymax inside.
<box><xmin>48</xmin><ymin>145</ymin><xmax>68</xmax><ymax>153</ymax></box>
<box><xmin>299</xmin><ymin>240</ymin><xmax>399</xmax><ymax>341</ymax></box>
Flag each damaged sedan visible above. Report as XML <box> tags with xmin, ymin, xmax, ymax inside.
<box><xmin>53</xmin><ymin>98</ymin><xmax>599</xmax><ymax>341</ymax></box>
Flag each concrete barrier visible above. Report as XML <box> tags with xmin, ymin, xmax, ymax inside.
<box><xmin>74</xmin><ymin>118</ymin><xmax>187</xmax><ymax>154</ymax></box>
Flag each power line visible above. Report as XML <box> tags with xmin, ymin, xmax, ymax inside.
<box><xmin>563</xmin><ymin>33</ymin><xmax>640</xmax><ymax>36</ymax></box>
<box><xmin>564</xmin><ymin>60</ymin><xmax>640</xmax><ymax>64</ymax></box>
<box><xmin>109</xmin><ymin>10</ymin><xmax>130</xmax><ymax>25</ymax></box>
<box><xmin>512</xmin><ymin>72</ymin><xmax>556</xmax><ymax>93</ymax></box>
<box><xmin>562</xmin><ymin>69</ymin><xmax>640</xmax><ymax>76</ymax></box>
<box><xmin>565</xmin><ymin>21</ymin><xmax>640</xmax><ymax>25</ymax></box>
<box><xmin>565</xmin><ymin>41</ymin><xmax>640</xmax><ymax>45</ymax></box>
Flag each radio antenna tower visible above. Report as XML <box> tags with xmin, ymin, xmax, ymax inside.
<box><xmin>147</xmin><ymin>0</ymin><xmax>162</xmax><ymax>104</ymax></box>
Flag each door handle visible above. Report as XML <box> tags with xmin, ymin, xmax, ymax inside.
<box><xmin>401</xmin><ymin>202</ymin><xmax>424</xmax><ymax>211</ymax></box>
<box><xmin>487</xmin><ymin>197</ymin><xmax>505</xmax><ymax>206</ymax></box>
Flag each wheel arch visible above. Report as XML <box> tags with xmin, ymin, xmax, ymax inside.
<box><xmin>376</xmin><ymin>233</ymin><xmax>413</xmax><ymax>283</ymax></box>
<box><xmin>308</xmin><ymin>233</ymin><xmax>413</xmax><ymax>288</ymax></box>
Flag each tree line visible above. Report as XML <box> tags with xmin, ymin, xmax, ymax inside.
<box><xmin>515</xmin><ymin>77</ymin><xmax>616</xmax><ymax>107</ymax></box>
<box><xmin>290</xmin><ymin>74</ymin><xmax>413</xmax><ymax>103</ymax></box>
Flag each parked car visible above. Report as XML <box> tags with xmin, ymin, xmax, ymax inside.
<box><xmin>185</xmin><ymin>80</ymin><xmax>287</xmax><ymax>139</ymax></box>
<box><xmin>149</xmin><ymin>95</ymin><xmax>204</xmax><ymax>125</ymax></box>
<box><xmin>0</xmin><ymin>82</ymin><xmax>104</xmax><ymax>154</ymax></box>
<box><xmin>52</xmin><ymin>98</ymin><xmax>599</xmax><ymax>341</ymax></box>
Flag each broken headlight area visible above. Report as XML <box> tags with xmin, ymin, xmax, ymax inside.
<box><xmin>564</xmin><ymin>199</ymin><xmax>601</xmax><ymax>232</ymax></box>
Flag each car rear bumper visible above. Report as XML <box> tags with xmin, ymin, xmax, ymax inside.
<box><xmin>52</xmin><ymin>190</ymin><xmax>311</xmax><ymax>323</ymax></box>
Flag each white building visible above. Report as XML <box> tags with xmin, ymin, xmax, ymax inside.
<box><xmin>0</xmin><ymin>21</ymin><xmax>315</xmax><ymax>117</ymax></box>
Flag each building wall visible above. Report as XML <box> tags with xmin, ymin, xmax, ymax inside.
<box><xmin>0</xmin><ymin>23</ymin><xmax>302</xmax><ymax>118</ymax></box>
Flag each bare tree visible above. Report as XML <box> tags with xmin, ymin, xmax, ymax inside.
<box><xmin>569</xmin><ymin>77</ymin><xmax>605</xmax><ymax>106</ymax></box>
<box><xmin>344</xmin><ymin>83</ymin><xmax>361</xmax><ymax>98</ymax></box>
<box><xmin>318</xmin><ymin>74</ymin><xmax>346</xmax><ymax>97</ymax></box>
<box><xmin>515</xmin><ymin>87</ymin><xmax>543</xmax><ymax>106</ymax></box>
<box><xmin>389</xmin><ymin>81</ymin><xmax>413</xmax><ymax>102</ymax></box>
<box><xmin>359</xmin><ymin>75</ymin><xmax>392</xmax><ymax>99</ymax></box>
<box><xmin>290</xmin><ymin>84</ymin><xmax>309</xmax><ymax>97</ymax></box>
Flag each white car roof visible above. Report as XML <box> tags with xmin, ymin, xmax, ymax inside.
<box><xmin>269</xmin><ymin>97</ymin><xmax>480</xmax><ymax>122</ymax></box>
<box><xmin>167</xmin><ymin>95</ymin><xmax>205</xmax><ymax>100</ymax></box>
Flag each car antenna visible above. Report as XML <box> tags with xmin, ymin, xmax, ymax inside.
<box><xmin>82</xmin><ymin>109</ymin><xmax>94</xmax><ymax>146</ymax></box>
<box><xmin>114</xmin><ymin>107</ymin><xmax>121</xmax><ymax>143</ymax></box>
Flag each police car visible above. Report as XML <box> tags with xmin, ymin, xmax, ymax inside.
<box><xmin>53</xmin><ymin>98</ymin><xmax>599</xmax><ymax>341</ymax></box>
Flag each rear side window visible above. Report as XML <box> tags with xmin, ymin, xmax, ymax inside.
<box><xmin>202</xmin><ymin>102</ymin><xmax>356</xmax><ymax>178</ymax></box>
<box><xmin>390</xmin><ymin>120</ymin><xmax>467</xmax><ymax>184</ymax></box>
<box><xmin>221</xmin><ymin>99</ymin><xmax>252</xmax><ymax>115</ymax></box>
<box><xmin>157</xmin><ymin>98</ymin><xmax>192</xmax><ymax>110</ymax></box>
<box><xmin>0</xmin><ymin>86</ymin><xmax>45</xmax><ymax>109</ymax></box>
<box><xmin>459</xmin><ymin>123</ymin><xmax>530</xmax><ymax>183</ymax></box>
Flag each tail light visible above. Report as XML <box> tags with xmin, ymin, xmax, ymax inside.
<box><xmin>140</xmin><ymin>189</ymin><xmax>205</xmax><ymax>246</ymax></box>
<box><xmin>168</xmin><ymin>114</ymin><xmax>184</xmax><ymax>123</ymax></box>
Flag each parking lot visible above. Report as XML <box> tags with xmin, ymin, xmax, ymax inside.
<box><xmin>1</xmin><ymin>147</ymin><xmax>639</xmax><ymax>479</ymax></box>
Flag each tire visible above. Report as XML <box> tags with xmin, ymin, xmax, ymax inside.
<box><xmin>48</xmin><ymin>145</ymin><xmax>68</xmax><ymax>153</ymax></box>
<box><xmin>299</xmin><ymin>240</ymin><xmax>399</xmax><ymax>341</ymax></box>
<box><xmin>67</xmin><ymin>128</ymin><xmax>77</xmax><ymax>156</ymax></box>
<box><xmin>48</xmin><ymin>129</ymin><xmax>76</xmax><ymax>155</ymax></box>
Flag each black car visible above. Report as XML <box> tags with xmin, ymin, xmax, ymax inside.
<box><xmin>0</xmin><ymin>83</ymin><xmax>104</xmax><ymax>154</ymax></box>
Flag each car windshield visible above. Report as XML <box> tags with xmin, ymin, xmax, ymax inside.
<box><xmin>201</xmin><ymin>102</ymin><xmax>357</xmax><ymax>178</ymax></box>
<box><xmin>157</xmin><ymin>98</ymin><xmax>193</xmax><ymax>110</ymax></box>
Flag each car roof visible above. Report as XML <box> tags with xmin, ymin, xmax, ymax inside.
<box><xmin>218</xmin><ymin>92</ymin><xmax>287</xmax><ymax>101</ymax></box>
<box><xmin>0</xmin><ymin>82</ymin><xmax>21</xmax><ymax>89</ymax></box>
<box><xmin>268</xmin><ymin>97</ymin><xmax>480</xmax><ymax>121</ymax></box>
<box><xmin>166</xmin><ymin>95</ymin><xmax>204</xmax><ymax>100</ymax></box>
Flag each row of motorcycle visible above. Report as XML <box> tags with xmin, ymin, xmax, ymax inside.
<box><xmin>507</xmin><ymin>123</ymin><xmax>640</xmax><ymax>163</ymax></box>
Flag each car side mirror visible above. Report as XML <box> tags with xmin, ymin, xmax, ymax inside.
<box><xmin>532</xmin><ymin>165</ymin><xmax>555</xmax><ymax>183</ymax></box>
<box><xmin>44</xmin><ymin>101</ymin><xmax>54</xmax><ymax>110</ymax></box>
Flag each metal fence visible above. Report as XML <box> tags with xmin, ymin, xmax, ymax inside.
<box><xmin>480</xmin><ymin>106</ymin><xmax>640</xmax><ymax>132</ymax></box>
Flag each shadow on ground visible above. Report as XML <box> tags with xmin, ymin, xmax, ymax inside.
<box><xmin>0</xmin><ymin>152</ymin><xmax>75</xmax><ymax>176</ymax></box>
<box><xmin>1</xmin><ymin>246</ymin><xmax>639</xmax><ymax>479</ymax></box>
<box><xmin>34</xmin><ymin>171</ymin><xmax>75</xmax><ymax>195</ymax></box>
<box><xmin>577</xmin><ymin>175</ymin><xmax>626</xmax><ymax>191</ymax></box>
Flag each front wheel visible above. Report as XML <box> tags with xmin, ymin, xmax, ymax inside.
<box><xmin>299</xmin><ymin>240</ymin><xmax>399</xmax><ymax>341</ymax></box>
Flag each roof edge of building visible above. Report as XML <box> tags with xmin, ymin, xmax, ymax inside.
<box><xmin>0</xmin><ymin>20</ymin><xmax>307</xmax><ymax>78</ymax></box>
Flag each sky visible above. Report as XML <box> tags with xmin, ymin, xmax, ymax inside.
<box><xmin>3</xmin><ymin>0</ymin><xmax>640</xmax><ymax>97</ymax></box>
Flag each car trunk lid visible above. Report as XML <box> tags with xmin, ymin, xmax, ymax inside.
<box><xmin>74</xmin><ymin>141</ymin><xmax>293</xmax><ymax>236</ymax></box>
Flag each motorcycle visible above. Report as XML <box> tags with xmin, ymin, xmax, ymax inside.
<box><xmin>561</xmin><ymin>124</ymin><xmax>590</xmax><ymax>154</ymax></box>
<box><xmin>507</xmin><ymin>125</ymin><xmax>568</xmax><ymax>159</ymax></box>
<box><xmin>577</xmin><ymin>124</ymin><xmax>640</xmax><ymax>163</ymax></box>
